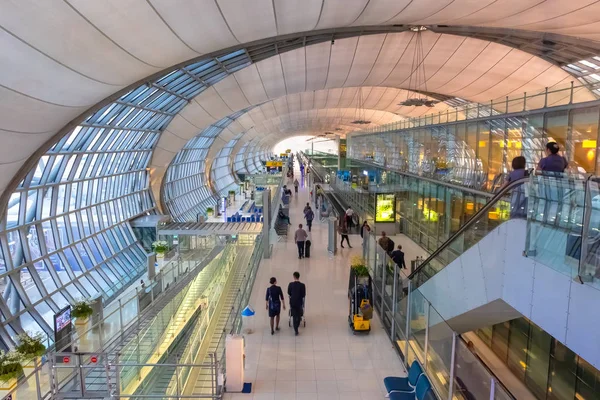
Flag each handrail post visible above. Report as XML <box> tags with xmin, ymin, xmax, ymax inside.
<box><xmin>447</xmin><ymin>332</ymin><xmax>457</xmax><ymax>400</ymax></box>
<box><xmin>569</xmin><ymin>81</ymin><xmax>574</xmax><ymax>104</ymax></box>
<box><xmin>405</xmin><ymin>280</ymin><xmax>412</xmax><ymax>362</ymax></box>
<box><xmin>424</xmin><ymin>302</ymin><xmax>430</xmax><ymax>370</ymax></box>
<box><xmin>391</xmin><ymin>263</ymin><xmax>398</xmax><ymax>340</ymax></box>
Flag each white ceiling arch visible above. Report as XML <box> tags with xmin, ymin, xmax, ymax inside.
<box><xmin>150</xmin><ymin>30</ymin><xmax>595</xmax><ymax>199</ymax></box>
<box><xmin>3</xmin><ymin>1</ymin><xmax>600</xmax><ymax>212</ymax></box>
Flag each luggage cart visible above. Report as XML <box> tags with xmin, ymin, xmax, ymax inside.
<box><xmin>288</xmin><ymin>298</ymin><xmax>306</xmax><ymax>328</ymax></box>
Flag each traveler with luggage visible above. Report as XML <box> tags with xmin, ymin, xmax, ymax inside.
<box><xmin>266</xmin><ymin>277</ymin><xmax>285</xmax><ymax>335</ymax></box>
<box><xmin>294</xmin><ymin>224</ymin><xmax>308</xmax><ymax>259</ymax></box>
<box><xmin>287</xmin><ymin>272</ymin><xmax>306</xmax><ymax>336</ymax></box>
<box><xmin>304</xmin><ymin>206</ymin><xmax>314</xmax><ymax>232</ymax></box>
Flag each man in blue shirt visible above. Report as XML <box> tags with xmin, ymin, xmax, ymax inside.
<box><xmin>537</xmin><ymin>142</ymin><xmax>568</xmax><ymax>173</ymax></box>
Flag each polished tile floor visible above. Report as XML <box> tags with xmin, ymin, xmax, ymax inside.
<box><xmin>224</xmin><ymin>170</ymin><xmax>406</xmax><ymax>400</ymax></box>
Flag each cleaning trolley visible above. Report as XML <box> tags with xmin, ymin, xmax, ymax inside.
<box><xmin>348</xmin><ymin>267</ymin><xmax>373</xmax><ymax>333</ymax></box>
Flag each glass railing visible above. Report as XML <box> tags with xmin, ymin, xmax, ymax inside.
<box><xmin>363</xmin><ymin>234</ymin><xmax>514</xmax><ymax>399</ymax></box>
<box><xmin>4</xmin><ymin>240</ymin><xmax>220</xmax><ymax>400</ymax></box>
<box><xmin>352</xmin><ymin>81</ymin><xmax>599</xmax><ymax>135</ymax></box>
<box><xmin>118</xmin><ymin>244</ymin><xmax>236</xmax><ymax>395</ymax></box>
<box><xmin>525</xmin><ymin>175</ymin><xmax>600</xmax><ymax>290</ymax></box>
<box><xmin>407</xmin><ymin>177</ymin><xmax>527</xmax><ymax>288</ymax></box>
<box><xmin>48</xmin><ymin>351</ymin><xmax>221</xmax><ymax>399</ymax></box>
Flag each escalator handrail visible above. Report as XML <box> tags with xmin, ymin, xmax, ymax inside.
<box><xmin>407</xmin><ymin>176</ymin><xmax>530</xmax><ymax>280</ymax></box>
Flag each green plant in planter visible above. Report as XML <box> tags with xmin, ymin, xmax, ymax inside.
<box><xmin>350</xmin><ymin>255</ymin><xmax>370</xmax><ymax>277</ymax></box>
<box><xmin>0</xmin><ymin>351</ymin><xmax>23</xmax><ymax>383</ymax></box>
<box><xmin>71</xmin><ymin>300</ymin><xmax>93</xmax><ymax>320</ymax></box>
<box><xmin>15</xmin><ymin>332</ymin><xmax>45</xmax><ymax>362</ymax></box>
<box><xmin>206</xmin><ymin>207</ymin><xmax>214</xmax><ymax>216</ymax></box>
<box><xmin>152</xmin><ymin>240</ymin><xmax>169</xmax><ymax>255</ymax></box>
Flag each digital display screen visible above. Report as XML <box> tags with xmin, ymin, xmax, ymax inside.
<box><xmin>54</xmin><ymin>306</ymin><xmax>71</xmax><ymax>332</ymax></box>
<box><xmin>375</xmin><ymin>194</ymin><xmax>396</xmax><ymax>223</ymax></box>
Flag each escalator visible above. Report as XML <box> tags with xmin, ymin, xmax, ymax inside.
<box><xmin>404</xmin><ymin>175</ymin><xmax>600</xmax><ymax>368</ymax></box>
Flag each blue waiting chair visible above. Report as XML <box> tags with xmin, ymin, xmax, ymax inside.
<box><xmin>384</xmin><ymin>361</ymin><xmax>423</xmax><ymax>394</ymax></box>
<box><xmin>389</xmin><ymin>375</ymin><xmax>432</xmax><ymax>400</ymax></box>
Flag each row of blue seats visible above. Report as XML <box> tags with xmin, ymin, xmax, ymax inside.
<box><xmin>226</xmin><ymin>214</ymin><xmax>264</xmax><ymax>223</ymax></box>
<box><xmin>384</xmin><ymin>361</ymin><xmax>436</xmax><ymax>400</ymax></box>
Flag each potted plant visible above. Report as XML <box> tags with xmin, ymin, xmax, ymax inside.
<box><xmin>350</xmin><ymin>255</ymin><xmax>370</xmax><ymax>285</ymax></box>
<box><xmin>72</xmin><ymin>300</ymin><xmax>93</xmax><ymax>326</ymax></box>
<box><xmin>15</xmin><ymin>332</ymin><xmax>45</xmax><ymax>367</ymax></box>
<box><xmin>152</xmin><ymin>240</ymin><xmax>169</xmax><ymax>258</ymax></box>
<box><xmin>206</xmin><ymin>207</ymin><xmax>214</xmax><ymax>217</ymax></box>
<box><xmin>228</xmin><ymin>190</ymin><xmax>236</xmax><ymax>203</ymax></box>
<box><xmin>0</xmin><ymin>350</ymin><xmax>22</xmax><ymax>390</ymax></box>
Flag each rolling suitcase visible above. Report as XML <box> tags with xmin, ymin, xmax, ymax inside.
<box><xmin>305</xmin><ymin>240</ymin><xmax>311</xmax><ymax>258</ymax></box>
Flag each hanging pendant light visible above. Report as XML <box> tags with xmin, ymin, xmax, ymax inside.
<box><xmin>352</xmin><ymin>87</ymin><xmax>371</xmax><ymax>124</ymax></box>
<box><xmin>399</xmin><ymin>26</ymin><xmax>440</xmax><ymax>108</ymax></box>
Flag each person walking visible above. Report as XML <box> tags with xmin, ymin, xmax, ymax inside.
<box><xmin>293</xmin><ymin>179</ymin><xmax>300</xmax><ymax>193</ymax></box>
<box><xmin>303</xmin><ymin>202</ymin><xmax>311</xmax><ymax>214</ymax></box>
<box><xmin>287</xmin><ymin>271</ymin><xmax>306</xmax><ymax>336</ymax></box>
<box><xmin>304</xmin><ymin>206</ymin><xmax>314</xmax><ymax>232</ymax></box>
<box><xmin>339</xmin><ymin>220</ymin><xmax>352</xmax><ymax>248</ymax></box>
<box><xmin>266</xmin><ymin>277</ymin><xmax>285</xmax><ymax>335</ymax></box>
<box><xmin>294</xmin><ymin>224</ymin><xmax>308</xmax><ymax>258</ymax></box>
<box><xmin>345</xmin><ymin>207</ymin><xmax>354</xmax><ymax>230</ymax></box>
<box><xmin>391</xmin><ymin>245</ymin><xmax>407</xmax><ymax>270</ymax></box>
<box><xmin>378</xmin><ymin>231</ymin><xmax>394</xmax><ymax>254</ymax></box>
<box><xmin>360</xmin><ymin>221</ymin><xmax>371</xmax><ymax>238</ymax></box>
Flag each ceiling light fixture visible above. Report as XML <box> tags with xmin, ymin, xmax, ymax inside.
<box><xmin>399</xmin><ymin>26</ymin><xmax>439</xmax><ymax>108</ymax></box>
<box><xmin>352</xmin><ymin>87</ymin><xmax>371</xmax><ymax>125</ymax></box>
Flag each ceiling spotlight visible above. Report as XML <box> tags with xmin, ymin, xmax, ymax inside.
<box><xmin>331</xmin><ymin>39</ymin><xmax>335</xmax><ymax>45</ymax></box>
<box><xmin>351</xmin><ymin>120</ymin><xmax>371</xmax><ymax>125</ymax></box>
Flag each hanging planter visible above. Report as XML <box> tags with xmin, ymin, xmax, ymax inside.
<box><xmin>15</xmin><ymin>332</ymin><xmax>45</xmax><ymax>365</ymax></box>
<box><xmin>0</xmin><ymin>351</ymin><xmax>23</xmax><ymax>389</ymax></box>
<box><xmin>72</xmin><ymin>300</ymin><xmax>93</xmax><ymax>326</ymax></box>
<box><xmin>152</xmin><ymin>240</ymin><xmax>169</xmax><ymax>258</ymax></box>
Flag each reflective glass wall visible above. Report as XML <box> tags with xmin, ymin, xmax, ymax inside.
<box><xmin>476</xmin><ymin>318</ymin><xmax>600</xmax><ymax>400</ymax></box>
<box><xmin>349</xmin><ymin>106</ymin><xmax>600</xmax><ymax>192</ymax></box>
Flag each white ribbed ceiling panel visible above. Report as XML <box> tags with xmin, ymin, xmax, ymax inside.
<box><xmin>149</xmin><ymin>0</ymin><xmax>239</xmax><ymax>53</ymax></box>
<box><xmin>315</xmin><ymin>0</ymin><xmax>369</xmax><ymax>29</ymax></box>
<box><xmin>68</xmin><ymin>0</ymin><xmax>199</xmax><ymax>66</ymax></box>
<box><xmin>216</xmin><ymin>0</ymin><xmax>277</xmax><ymax>41</ymax></box>
<box><xmin>273</xmin><ymin>0</ymin><xmax>322</xmax><ymax>35</ymax></box>
<box><xmin>3</xmin><ymin>0</ymin><xmax>600</xmax><ymax>203</ymax></box>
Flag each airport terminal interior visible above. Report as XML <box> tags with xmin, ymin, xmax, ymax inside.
<box><xmin>3</xmin><ymin>1</ymin><xmax>600</xmax><ymax>399</ymax></box>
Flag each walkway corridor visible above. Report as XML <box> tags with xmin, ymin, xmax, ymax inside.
<box><xmin>224</xmin><ymin>169</ymin><xmax>406</xmax><ymax>400</ymax></box>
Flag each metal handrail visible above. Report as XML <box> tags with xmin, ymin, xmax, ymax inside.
<box><xmin>407</xmin><ymin>176</ymin><xmax>530</xmax><ymax>280</ymax></box>
<box><xmin>347</xmin><ymin>158</ymin><xmax>495</xmax><ymax>198</ymax></box>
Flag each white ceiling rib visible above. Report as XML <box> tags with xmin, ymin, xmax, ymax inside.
<box><xmin>2</xmin><ymin>0</ymin><xmax>600</xmax><ymax>206</ymax></box>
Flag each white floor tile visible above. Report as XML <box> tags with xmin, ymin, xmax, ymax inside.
<box><xmin>244</xmin><ymin>171</ymin><xmax>405</xmax><ymax>398</ymax></box>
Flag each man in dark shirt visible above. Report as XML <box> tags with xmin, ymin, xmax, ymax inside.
<box><xmin>287</xmin><ymin>271</ymin><xmax>306</xmax><ymax>335</ymax></box>
<box><xmin>537</xmin><ymin>142</ymin><xmax>568</xmax><ymax>173</ymax></box>
<box><xmin>391</xmin><ymin>245</ymin><xmax>407</xmax><ymax>270</ymax></box>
